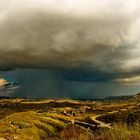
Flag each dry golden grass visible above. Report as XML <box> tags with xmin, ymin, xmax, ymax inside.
<box><xmin>0</xmin><ymin>111</ymin><xmax>67</xmax><ymax>140</ymax></box>
<box><xmin>96</xmin><ymin>122</ymin><xmax>140</xmax><ymax>140</ymax></box>
<box><xmin>0</xmin><ymin>98</ymin><xmax>139</xmax><ymax>140</ymax></box>
<box><xmin>60</xmin><ymin>123</ymin><xmax>140</xmax><ymax>140</ymax></box>
<box><xmin>45</xmin><ymin>112</ymin><xmax>74</xmax><ymax>122</ymax></box>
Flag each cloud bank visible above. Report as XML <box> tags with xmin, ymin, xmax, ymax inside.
<box><xmin>0</xmin><ymin>0</ymin><xmax>140</xmax><ymax>83</ymax></box>
<box><xmin>2</xmin><ymin>69</ymin><xmax>140</xmax><ymax>99</ymax></box>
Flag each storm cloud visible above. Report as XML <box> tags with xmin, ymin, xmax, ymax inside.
<box><xmin>1</xmin><ymin>68</ymin><xmax>140</xmax><ymax>99</ymax></box>
<box><xmin>0</xmin><ymin>0</ymin><xmax>140</xmax><ymax>99</ymax></box>
<box><xmin>0</xmin><ymin>0</ymin><xmax>139</xmax><ymax>74</ymax></box>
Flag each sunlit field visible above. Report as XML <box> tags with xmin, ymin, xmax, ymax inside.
<box><xmin>0</xmin><ymin>94</ymin><xmax>139</xmax><ymax>140</ymax></box>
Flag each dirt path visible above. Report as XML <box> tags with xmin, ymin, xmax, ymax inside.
<box><xmin>91</xmin><ymin>109</ymin><xmax>128</xmax><ymax>129</ymax></box>
<box><xmin>65</xmin><ymin>108</ymin><xmax>130</xmax><ymax>130</ymax></box>
<box><xmin>91</xmin><ymin>115</ymin><xmax>112</xmax><ymax>129</ymax></box>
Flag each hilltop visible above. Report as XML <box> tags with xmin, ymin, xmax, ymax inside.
<box><xmin>105</xmin><ymin>92</ymin><xmax>140</xmax><ymax>102</ymax></box>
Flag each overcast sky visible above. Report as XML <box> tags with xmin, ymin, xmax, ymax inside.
<box><xmin>0</xmin><ymin>0</ymin><xmax>140</xmax><ymax>98</ymax></box>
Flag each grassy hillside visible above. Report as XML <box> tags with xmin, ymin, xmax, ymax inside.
<box><xmin>0</xmin><ymin>98</ymin><xmax>139</xmax><ymax>140</ymax></box>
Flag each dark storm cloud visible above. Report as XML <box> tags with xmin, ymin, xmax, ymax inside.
<box><xmin>1</xmin><ymin>69</ymin><xmax>112</xmax><ymax>98</ymax></box>
<box><xmin>0</xmin><ymin>0</ymin><xmax>140</xmax><ymax>92</ymax></box>
<box><xmin>61</xmin><ymin>69</ymin><xmax>113</xmax><ymax>82</ymax></box>
<box><xmin>4</xmin><ymin>69</ymin><xmax>140</xmax><ymax>99</ymax></box>
<box><xmin>57</xmin><ymin>68</ymin><xmax>140</xmax><ymax>83</ymax></box>
<box><xmin>0</xmin><ymin>0</ymin><xmax>139</xmax><ymax>75</ymax></box>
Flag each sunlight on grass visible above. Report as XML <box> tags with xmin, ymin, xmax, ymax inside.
<box><xmin>97</xmin><ymin>122</ymin><xmax>140</xmax><ymax>140</ymax></box>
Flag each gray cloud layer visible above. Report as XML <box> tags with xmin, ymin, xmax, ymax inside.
<box><xmin>2</xmin><ymin>69</ymin><xmax>140</xmax><ymax>99</ymax></box>
<box><xmin>0</xmin><ymin>0</ymin><xmax>140</xmax><ymax>81</ymax></box>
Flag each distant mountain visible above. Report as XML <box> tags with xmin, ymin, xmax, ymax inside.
<box><xmin>105</xmin><ymin>95</ymin><xmax>131</xmax><ymax>100</ymax></box>
<box><xmin>130</xmin><ymin>92</ymin><xmax>140</xmax><ymax>102</ymax></box>
<box><xmin>105</xmin><ymin>92</ymin><xmax>140</xmax><ymax>102</ymax></box>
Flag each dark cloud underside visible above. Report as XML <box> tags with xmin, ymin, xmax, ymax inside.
<box><xmin>0</xmin><ymin>0</ymin><xmax>140</xmax><ymax>98</ymax></box>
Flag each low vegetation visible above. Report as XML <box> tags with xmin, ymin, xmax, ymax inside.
<box><xmin>0</xmin><ymin>97</ymin><xmax>139</xmax><ymax>140</ymax></box>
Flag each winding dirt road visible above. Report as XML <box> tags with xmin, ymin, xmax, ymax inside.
<box><xmin>91</xmin><ymin>109</ymin><xmax>129</xmax><ymax>129</ymax></box>
<box><xmin>91</xmin><ymin>115</ymin><xmax>112</xmax><ymax>129</ymax></box>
